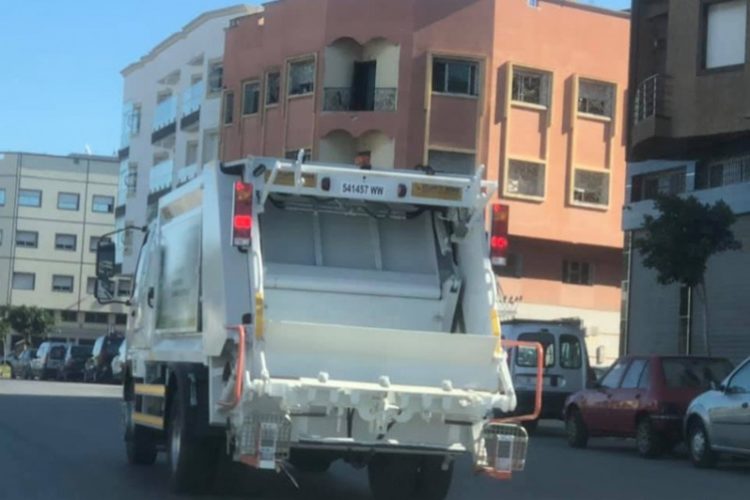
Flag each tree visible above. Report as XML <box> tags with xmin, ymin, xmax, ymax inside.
<box><xmin>635</xmin><ymin>195</ymin><xmax>741</xmax><ymax>356</ymax></box>
<box><xmin>3</xmin><ymin>306</ymin><xmax>55</xmax><ymax>346</ymax></box>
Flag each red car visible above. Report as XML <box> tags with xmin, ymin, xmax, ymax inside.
<box><xmin>563</xmin><ymin>355</ymin><xmax>733</xmax><ymax>458</ymax></box>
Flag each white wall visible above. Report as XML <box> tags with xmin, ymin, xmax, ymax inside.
<box><xmin>363</xmin><ymin>39</ymin><xmax>400</xmax><ymax>88</ymax></box>
<box><xmin>323</xmin><ymin>39</ymin><xmax>360</xmax><ymax>88</ymax></box>
<box><xmin>359</xmin><ymin>131</ymin><xmax>395</xmax><ymax>168</ymax></box>
<box><xmin>319</xmin><ymin>131</ymin><xmax>357</xmax><ymax>164</ymax></box>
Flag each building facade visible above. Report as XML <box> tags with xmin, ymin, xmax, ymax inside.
<box><xmin>0</xmin><ymin>152</ymin><xmax>127</xmax><ymax>351</ymax></box>
<box><xmin>116</xmin><ymin>4</ymin><xmax>257</xmax><ymax>274</ymax></box>
<box><xmin>220</xmin><ymin>0</ymin><xmax>630</xmax><ymax>366</ymax></box>
<box><xmin>624</xmin><ymin>0</ymin><xmax>750</xmax><ymax>363</ymax></box>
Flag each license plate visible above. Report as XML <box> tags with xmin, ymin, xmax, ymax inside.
<box><xmin>339</xmin><ymin>181</ymin><xmax>386</xmax><ymax>198</ymax></box>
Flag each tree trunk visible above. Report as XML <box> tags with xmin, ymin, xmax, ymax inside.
<box><xmin>697</xmin><ymin>281</ymin><xmax>711</xmax><ymax>357</ymax></box>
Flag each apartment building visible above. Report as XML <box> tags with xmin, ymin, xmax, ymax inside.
<box><xmin>0</xmin><ymin>152</ymin><xmax>127</xmax><ymax>350</ymax></box>
<box><xmin>117</xmin><ymin>4</ymin><xmax>258</xmax><ymax>274</ymax></box>
<box><xmin>623</xmin><ymin>0</ymin><xmax>750</xmax><ymax>363</ymax></box>
<box><xmin>220</xmin><ymin>0</ymin><xmax>630</xmax><ymax>366</ymax></box>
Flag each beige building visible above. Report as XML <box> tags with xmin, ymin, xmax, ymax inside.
<box><xmin>0</xmin><ymin>152</ymin><xmax>127</xmax><ymax>350</ymax></box>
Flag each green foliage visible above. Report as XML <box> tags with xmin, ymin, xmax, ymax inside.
<box><xmin>635</xmin><ymin>195</ymin><xmax>741</xmax><ymax>287</ymax></box>
<box><xmin>3</xmin><ymin>306</ymin><xmax>55</xmax><ymax>344</ymax></box>
<box><xmin>0</xmin><ymin>306</ymin><xmax>9</xmax><ymax>337</ymax></box>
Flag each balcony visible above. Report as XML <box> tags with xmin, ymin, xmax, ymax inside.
<box><xmin>631</xmin><ymin>74</ymin><xmax>671</xmax><ymax>154</ymax></box>
<box><xmin>180</xmin><ymin>80</ymin><xmax>203</xmax><ymax>131</ymax></box>
<box><xmin>323</xmin><ymin>87</ymin><xmax>397</xmax><ymax>112</ymax></box>
<box><xmin>176</xmin><ymin>163</ymin><xmax>200</xmax><ymax>186</ymax></box>
<box><xmin>152</xmin><ymin>95</ymin><xmax>177</xmax><ymax>144</ymax></box>
<box><xmin>149</xmin><ymin>159</ymin><xmax>173</xmax><ymax>194</ymax></box>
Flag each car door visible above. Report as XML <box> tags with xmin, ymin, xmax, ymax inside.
<box><xmin>585</xmin><ymin>358</ymin><xmax>629</xmax><ymax>433</ymax></box>
<box><xmin>609</xmin><ymin>358</ymin><xmax>648</xmax><ymax>436</ymax></box>
<box><xmin>710</xmin><ymin>361</ymin><xmax>750</xmax><ymax>451</ymax></box>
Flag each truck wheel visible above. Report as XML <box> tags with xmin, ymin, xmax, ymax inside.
<box><xmin>125</xmin><ymin>402</ymin><xmax>158</xmax><ymax>465</ymax></box>
<box><xmin>636</xmin><ymin>417</ymin><xmax>663</xmax><ymax>458</ymax></box>
<box><xmin>688</xmin><ymin>420</ymin><xmax>717</xmax><ymax>468</ymax></box>
<box><xmin>565</xmin><ymin>408</ymin><xmax>588</xmax><ymax>448</ymax></box>
<box><xmin>368</xmin><ymin>454</ymin><xmax>452</xmax><ymax>500</ymax></box>
<box><xmin>167</xmin><ymin>382</ymin><xmax>218</xmax><ymax>494</ymax></box>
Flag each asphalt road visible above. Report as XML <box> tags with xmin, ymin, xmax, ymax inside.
<box><xmin>0</xmin><ymin>380</ymin><xmax>747</xmax><ymax>500</ymax></box>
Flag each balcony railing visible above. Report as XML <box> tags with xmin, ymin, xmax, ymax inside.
<box><xmin>153</xmin><ymin>95</ymin><xmax>177</xmax><ymax>130</ymax></box>
<box><xmin>633</xmin><ymin>74</ymin><xmax>670</xmax><ymax>124</ymax></box>
<box><xmin>176</xmin><ymin>163</ymin><xmax>200</xmax><ymax>186</ymax></box>
<box><xmin>182</xmin><ymin>80</ymin><xmax>204</xmax><ymax>116</ymax></box>
<box><xmin>149</xmin><ymin>159</ymin><xmax>173</xmax><ymax>194</ymax></box>
<box><xmin>323</xmin><ymin>87</ymin><xmax>397</xmax><ymax>112</ymax></box>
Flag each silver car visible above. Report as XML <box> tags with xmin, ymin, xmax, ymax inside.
<box><xmin>685</xmin><ymin>357</ymin><xmax>750</xmax><ymax>467</ymax></box>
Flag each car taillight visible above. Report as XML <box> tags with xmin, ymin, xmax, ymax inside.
<box><xmin>232</xmin><ymin>181</ymin><xmax>253</xmax><ymax>247</ymax></box>
<box><xmin>490</xmin><ymin>203</ymin><xmax>509</xmax><ymax>267</ymax></box>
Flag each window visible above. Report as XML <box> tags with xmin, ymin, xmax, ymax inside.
<box><xmin>600</xmin><ymin>358</ymin><xmax>628</xmax><ymax>389</ymax></box>
<box><xmin>578</xmin><ymin>79</ymin><xmax>614</xmax><ymax>117</ymax></box>
<box><xmin>15</xmin><ymin>231</ymin><xmax>38</xmax><ymax>248</ymax></box>
<box><xmin>512</xmin><ymin>68</ymin><xmax>550</xmax><ymax>106</ymax></box>
<box><xmin>223</xmin><ymin>91</ymin><xmax>234</xmax><ymax>125</ymax></box>
<box><xmin>57</xmin><ymin>192</ymin><xmax>80</xmax><ymax>211</ymax></box>
<box><xmin>631</xmin><ymin>168</ymin><xmax>687</xmax><ymax>201</ymax></box>
<box><xmin>185</xmin><ymin>141</ymin><xmax>198</xmax><ymax>167</ymax></box>
<box><xmin>516</xmin><ymin>331</ymin><xmax>555</xmax><ymax>368</ymax></box>
<box><xmin>705</xmin><ymin>0</ymin><xmax>747</xmax><ymax>69</ymax></box>
<box><xmin>207</xmin><ymin>61</ymin><xmax>223</xmax><ymax>94</ymax></box>
<box><xmin>115</xmin><ymin>313</ymin><xmax>128</xmax><ymax>325</ymax></box>
<box><xmin>728</xmin><ymin>361</ymin><xmax>750</xmax><ymax>393</ymax></box>
<box><xmin>84</xmin><ymin>312</ymin><xmax>109</xmax><ymax>324</ymax></box>
<box><xmin>242</xmin><ymin>81</ymin><xmax>260</xmax><ymax>115</ymax></box>
<box><xmin>0</xmin><ymin>188</ymin><xmax>5</xmax><ymax>206</ymax></box>
<box><xmin>528</xmin><ymin>0</ymin><xmax>539</xmax><ymax>6</ymax></box>
<box><xmin>621</xmin><ymin>359</ymin><xmax>648</xmax><ymax>389</ymax></box>
<box><xmin>54</xmin><ymin>233</ymin><xmax>77</xmax><ymax>251</ymax></box>
<box><xmin>285</xmin><ymin>149</ymin><xmax>312</xmax><ymax>162</ymax></box>
<box><xmin>562</xmin><ymin>260</ymin><xmax>592</xmax><ymax>285</ymax></box>
<box><xmin>266</xmin><ymin>72</ymin><xmax>280</xmax><ymax>105</ymax></box>
<box><xmin>52</xmin><ymin>275</ymin><xmax>74</xmax><ymax>293</ymax></box>
<box><xmin>506</xmin><ymin>159</ymin><xmax>545</xmax><ymax>198</ymax></box>
<box><xmin>86</xmin><ymin>277</ymin><xmax>96</xmax><ymax>295</ymax></box>
<box><xmin>695</xmin><ymin>156</ymin><xmax>750</xmax><ymax>189</ymax></box>
<box><xmin>288</xmin><ymin>59</ymin><xmax>315</xmax><ymax>96</ymax></box>
<box><xmin>427</xmin><ymin>150</ymin><xmax>476</xmax><ymax>175</ymax></box>
<box><xmin>60</xmin><ymin>310</ymin><xmax>78</xmax><ymax>323</ymax></box>
<box><xmin>18</xmin><ymin>189</ymin><xmax>41</xmax><ymax>207</ymax></box>
<box><xmin>662</xmin><ymin>358</ymin><xmax>734</xmax><ymax>389</ymax></box>
<box><xmin>12</xmin><ymin>272</ymin><xmax>35</xmax><ymax>290</ymax></box>
<box><xmin>203</xmin><ymin>130</ymin><xmax>219</xmax><ymax>165</ymax></box>
<box><xmin>559</xmin><ymin>335</ymin><xmax>583</xmax><ymax>369</ymax></box>
<box><xmin>496</xmin><ymin>253</ymin><xmax>523</xmax><ymax>278</ymax></box>
<box><xmin>573</xmin><ymin>169</ymin><xmax>610</xmax><ymax>206</ymax></box>
<box><xmin>89</xmin><ymin>236</ymin><xmax>100</xmax><ymax>252</ymax></box>
<box><xmin>432</xmin><ymin>58</ymin><xmax>479</xmax><ymax>96</ymax></box>
<box><xmin>117</xmin><ymin>278</ymin><xmax>132</xmax><ymax>297</ymax></box>
<box><xmin>638</xmin><ymin>362</ymin><xmax>651</xmax><ymax>389</ymax></box>
<box><xmin>92</xmin><ymin>195</ymin><xmax>114</xmax><ymax>213</ymax></box>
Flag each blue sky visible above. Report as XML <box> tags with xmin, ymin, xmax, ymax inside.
<box><xmin>0</xmin><ymin>0</ymin><xmax>630</xmax><ymax>157</ymax></box>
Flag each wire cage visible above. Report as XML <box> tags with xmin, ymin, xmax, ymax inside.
<box><xmin>475</xmin><ymin>422</ymin><xmax>529</xmax><ymax>480</ymax></box>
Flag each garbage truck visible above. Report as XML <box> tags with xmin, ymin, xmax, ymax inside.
<box><xmin>94</xmin><ymin>155</ymin><xmax>540</xmax><ymax>498</ymax></box>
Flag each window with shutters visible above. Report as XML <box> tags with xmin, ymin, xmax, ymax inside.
<box><xmin>55</xmin><ymin>233</ymin><xmax>77</xmax><ymax>251</ymax></box>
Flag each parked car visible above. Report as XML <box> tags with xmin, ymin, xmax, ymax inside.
<box><xmin>502</xmin><ymin>319</ymin><xmax>589</xmax><ymax>431</ymax></box>
<box><xmin>685</xmin><ymin>356</ymin><xmax>750</xmax><ymax>468</ymax></box>
<box><xmin>30</xmin><ymin>342</ymin><xmax>68</xmax><ymax>380</ymax></box>
<box><xmin>110</xmin><ymin>340</ymin><xmax>127</xmax><ymax>384</ymax></box>
<box><xmin>84</xmin><ymin>334</ymin><xmax>124</xmax><ymax>383</ymax></box>
<box><xmin>56</xmin><ymin>344</ymin><xmax>93</xmax><ymax>381</ymax></box>
<box><xmin>14</xmin><ymin>349</ymin><xmax>36</xmax><ymax>379</ymax></box>
<box><xmin>563</xmin><ymin>355</ymin><xmax>733</xmax><ymax>458</ymax></box>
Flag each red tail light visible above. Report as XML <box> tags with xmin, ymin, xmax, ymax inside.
<box><xmin>232</xmin><ymin>181</ymin><xmax>253</xmax><ymax>247</ymax></box>
<box><xmin>490</xmin><ymin>203</ymin><xmax>509</xmax><ymax>267</ymax></box>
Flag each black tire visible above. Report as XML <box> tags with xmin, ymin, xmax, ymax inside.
<box><xmin>636</xmin><ymin>417</ymin><xmax>663</xmax><ymax>458</ymax></box>
<box><xmin>125</xmin><ymin>401</ymin><xmax>158</xmax><ymax>465</ymax></box>
<box><xmin>688</xmin><ymin>420</ymin><xmax>717</xmax><ymax>469</ymax></box>
<box><xmin>565</xmin><ymin>408</ymin><xmax>588</xmax><ymax>448</ymax></box>
<box><xmin>167</xmin><ymin>381</ymin><xmax>219</xmax><ymax>494</ymax></box>
<box><xmin>288</xmin><ymin>449</ymin><xmax>334</xmax><ymax>473</ymax></box>
<box><xmin>368</xmin><ymin>454</ymin><xmax>453</xmax><ymax>500</ymax></box>
<box><xmin>522</xmin><ymin>418</ymin><xmax>539</xmax><ymax>434</ymax></box>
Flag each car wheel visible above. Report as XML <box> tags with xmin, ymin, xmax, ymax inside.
<box><xmin>688</xmin><ymin>420</ymin><xmax>717</xmax><ymax>468</ymax></box>
<box><xmin>636</xmin><ymin>417</ymin><xmax>664</xmax><ymax>458</ymax></box>
<box><xmin>368</xmin><ymin>454</ymin><xmax>453</xmax><ymax>500</ymax></box>
<box><xmin>565</xmin><ymin>408</ymin><xmax>588</xmax><ymax>448</ymax></box>
<box><xmin>125</xmin><ymin>401</ymin><xmax>158</xmax><ymax>465</ymax></box>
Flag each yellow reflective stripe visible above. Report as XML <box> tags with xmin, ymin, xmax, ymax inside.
<box><xmin>412</xmin><ymin>182</ymin><xmax>462</xmax><ymax>201</ymax></box>
<box><xmin>133</xmin><ymin>412</ymin><xmax>164</xmax><ymax>430</ymax></box>
<box><xmin>134</xmin><ymin>383</ymin><xmax>165</xmax><ymax>397</ymax></box>
<box><xmin>491</xmin><ymin>308</ymin><xmax>501</xmax><ymax>337</ymax></box>
<box><xmin>255</xmin><ymin>292</ymin><xmax>265</xmax><ymax>339</ymax></box>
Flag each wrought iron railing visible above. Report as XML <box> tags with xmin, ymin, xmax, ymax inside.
<box><xmin>633</xmin><ymin>74</ymin><xmax>670</xmax><ymax>124</ymax></box>
<box><xmin>323</xmin><ymin>87</ymin><xmax>397</xmax><ymax>112</ymax></box>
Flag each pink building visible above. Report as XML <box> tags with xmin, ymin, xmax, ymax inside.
<box><xmin>220</xmin><ymin>0</ymin><xmax>630</xmax><ymax>365</ymax></box>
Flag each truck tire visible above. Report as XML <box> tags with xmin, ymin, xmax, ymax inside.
<box><xmin>167</xmin><ymin>379</ymin><xmax>218</xmax><ymax>494</ymax></box>
<box><xmin>368</xmin><ymin>454</ymin><xmax>453</xmax><ymax>500</ymax></box>
<box><xmin>124</xmin><ymin>401</ymin><xmax>158</xmax><ymax>465</ymax></box>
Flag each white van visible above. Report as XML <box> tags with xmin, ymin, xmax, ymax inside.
<box><xmin>502</xmin><ymin>319</ymin><xmax>590</xmax><ymax>429</ymax></box>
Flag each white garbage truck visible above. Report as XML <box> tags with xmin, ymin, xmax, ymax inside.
<box><xmin>95</xmin><ymin>155</ymin><xmax>536</xmax><ymax>498</ymax></box>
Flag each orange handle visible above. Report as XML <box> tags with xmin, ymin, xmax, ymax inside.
<box><xmin>492</xmin><ymin>339</ymin><xmax>544</xmax><ymax>424</ymax></box>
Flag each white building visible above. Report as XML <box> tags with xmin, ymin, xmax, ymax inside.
<box><xmin>116</xmin><ymin>5</ymin><xmax>258</xmax><ymax>273</ymax></box>
<box><xmin>0</xmin><ymin>151</ymin><xmax>127</xmax><ymax>350</ymax></box>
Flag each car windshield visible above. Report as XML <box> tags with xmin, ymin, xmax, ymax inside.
<box><xmin>516</xmin><ymin>331</ymin><xmax>555</xmax><ymax>368</ymax></box>
<box><xmin>49</xmin><ymin>345</ymin><xmax>67</xmax><ymax>360</ymax></box>
<box><xmin>662</xmin><ymin>358</ymin><xmax>734</xmax><ymax>389</ymax></box>
<box><xmin>71</xmin><ymin>346</ymin><xmax>92</xmax><ymax>358</ymax></box>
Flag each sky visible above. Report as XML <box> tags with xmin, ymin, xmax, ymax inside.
<box><xmin>0</xmin><ymin>0</ymin><xmax>630</xmax><ymax>157</ymax></box>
